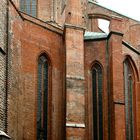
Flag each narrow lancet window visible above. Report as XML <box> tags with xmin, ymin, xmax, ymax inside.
<box><xmin>37</xmin><ymin>55</ymin><xmax>48</xmax><ymax>140</ymax></box>
<box><xmin>124</xmin><ymin>60</ymin><xmax>134</xmax><ymax>140</ymax></box>
<box><xmin>92</xmin><ymin>63</ymin><xmax>103</xmax><ymax>140</ymax></box>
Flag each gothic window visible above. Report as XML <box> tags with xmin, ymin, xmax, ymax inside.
<box><xmin>124</xmin><ymin>59</ymin><xmax>134</xmax><ymax>140</ymax></box>
<box><xmin>20</xmin><ymin>0</ymin><xmax>37</xmax><ymax>17</ymax></box>
<box><xmin>92</xmin><ymin>63</ymin><xmax>103</xmax><ymax>140</ymax></box>
<box><xmin>37</xmin><ymin>55</ymin><xmax>48</xmax><ymax>140</ymax></box>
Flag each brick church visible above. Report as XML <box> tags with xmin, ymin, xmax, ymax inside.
<box><xmin>0</xmin><ymin>0</ymin><xmax>140</xmax><ymax>139</ymax></box>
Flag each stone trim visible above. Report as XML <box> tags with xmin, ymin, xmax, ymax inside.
<box><xmin>66</xmin><ymin>123</ymin><xmax>85</xmax><ymax>128</ymax></box>
<box><xmin>0</xmin><ymin>130</ymin><xmax>11</xmax><ymax>139</ymax></box>
<box><xmin>65</xmin><ymin>23</ymin><xmax>86</xmax><ymax>31</ymax></box>
<box><xmin>66</xmin><ymin>75</ymin><xmax>85</xmax><ymax>80</ymax></box>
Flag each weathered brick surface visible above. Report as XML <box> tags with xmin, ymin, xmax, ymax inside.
<box><xmin>38</xmin><ymin>0</ymin><xmax>52</xmax><ymax>21</ymax></box>
<box><xmin>65</xmin><ymin>1</ymin><xmax>86</xmax><ymax>139</ymax></box>
<box><xmin>0</xmin><ymin>0</ymin><xmax>140</xmax><ymax>140</ymax></box>
<box><xmin>66</xmin><ymin>127</ymin><xmax>85</xmax><ymax>140</ymax></box>
<box><xmin>0</xmin><ymin>0</ymin><xmax>7</xmax><ymax>51</ymax></box>
<box><xmin>7</xmin><ymin>3</ymin><xmax>65</xmax><ymax>140</ymax></box>
<box><xmin>85</xmin><ymin>40</ymin><xmax>108</xmax><ymax>140</ymax></box>
<box><xmin>84</xmin><ymin>13</ymin><xmax>140</xmax><ymax>140</ymax></box>
<box><xmin>66</xmin><ymin>78</ymin><xmax>85</xmax><ymax>123</ymax></box>
<box><xmin>130</xmin><ymin>24</ymin><xmax>140</xmax><ymax>50</ymax></box>
<box><xmin>108</xmin><ymin>32</ymin><xmax>125</xmax><ymax>140</ymax></box>
<box><xmin>0</xmin><ymin>53</ymin><xmax>6</xmax><ymax>131</ymax></box>
<box><xmin>0</xmin><ymin>0</ymin><xmax>7</xmax><ymax>132</ymax></box>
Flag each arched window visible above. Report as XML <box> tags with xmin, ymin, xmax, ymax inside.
<box><xmin>124</xmin><ymin>59</ymin><xmax>134</xmax><ymax>140</ymax></box>
<box><xmin>37</xmin><ymin>55</ymin><xmax>48</xmax><ymax>140</ymax></box>
<box><xmin>20</xmin><ymin>0</ymin><xmax>37</xmax><ymax>17</ymax></box>
<box><xmin>92</xmin><ymin>63</ymin><xmax>103</xmax><ymax>140</ymax></box>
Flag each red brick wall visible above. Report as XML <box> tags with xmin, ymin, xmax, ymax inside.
<box><xmin>65</xmin><ymin>0</ymin><xmax>86</xmax><ymax>139</ymax></box>
<box><xmin>6</xmin><ymin>1</ymin><xmax>140</xmax><ymax>140</ymax></box>
<box><xmin>87</xmin><ymin>2</ymin><xmax>140</xmax><ymax>48</ymax></box>
<box><xmin>84</xmin><ymin>36</ymin><xmax>140</xmax><ymax>140</ymax></box>
<box><xmin>0</xmin><ymin>0</ymin><xmax>7</xmax><ymax>132</ymax></box>
<box><xmin>8</xmin><ymin>3</ymin><xmax>65</xmax><ymax>140</ymax></box>
<box><xmin>84</xmin><ymin>40</ymin><xmax>108</xmax><ymax>140</ymax></box>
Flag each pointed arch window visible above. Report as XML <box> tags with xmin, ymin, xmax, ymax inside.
<box><xmin>20</xmin><ymin>0</ymin><xmax>37</xmax><ymax>17</ymax></box>
<box><xmin>92</xmin><ymin>63</ymin><xmax>103</xmax><ymax>140</ymax></box>
<box><xmin>37</xmin><ymin>55</ymin><xmax>48</xmax><ymax>140</ymax></box>
<box><xmin>124</xmin><ymin>59</ymin><xmax>134</xmax><ymax>140</ymax></box>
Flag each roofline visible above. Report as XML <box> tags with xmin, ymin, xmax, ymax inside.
<box><xmin>84</xmin><ymin>31</ymin><xmax>123</xmax><ymax>41</ymax></box>
<box><xmin>84</xmin><ymin>37</ymin><xmax>107</xmax><ymax>41</ymax></box>
<box><xmin>20</xmin><ymin>12</ymin><xmax>63</xmax><ymax>35</ymax></box>
<box><xmin>88</xmin><ymin>0</ymin><xmax>140</xmax><ymax>23</ymax></box>
<box><xmin>9</xmin><ymin>0</ymin><xmax>64</xmax><ymax>35</ymax></box>
<box><xmin>122</xmin><ymin>41</ymin><xmax>140</xmax><ymax>55</ymax></box>
<box><xmin>84</xmin><ymin>35</ymin><xmax>140</xmax><ymax>55</ymax></box>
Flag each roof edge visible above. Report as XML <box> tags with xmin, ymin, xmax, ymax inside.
<box><xmin>88</xmin><ymin>0</ymin><xmax>140</xmax><ymax>23</ymax></box>
<box><xmin>84</xmin><ymin>31</ymin><xmax>107</xmax><ymax>41</ymax></box>
<box><xmin>122</xmin><ymin>41</ymin><xmax>140</xmax><ymax>55</ymax></box>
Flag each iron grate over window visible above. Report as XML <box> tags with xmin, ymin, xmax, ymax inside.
<box><xmin>92</xmin><ymin>63</ymin><xmax>103</xmax><ymax>140</ymax></box>
<box><xmin>37</xmin><ymin>55</ymin><xmax>48</xmax><ymax>140</ymax></box>
<box><xmin>20</xmin><ymin>0</ymin><xmax>37</xmax><ymax>17</ymax></box>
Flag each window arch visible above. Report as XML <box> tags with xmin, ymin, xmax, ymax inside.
<box><xmin>92</xmin><ymin>63</ymin><xmax>103</xmax><ymax>140</ymax></box>
<box><xmin>37</xmin><ymin>55</ymin><xmax>49</xmax><ymax>140</ymax></box>
<box><xmin>20</xmin><ymin>0</ymin><xmax>37</xmax><ymax>17</ymax></box>
<box><xmin>124</xmin><ymin>58</ymin><xmax>136</xmax><ymax>140</ymax></box>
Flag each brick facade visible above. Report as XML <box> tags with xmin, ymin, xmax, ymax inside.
<box><xmin>0</xmin><ymin>0</ymin><xmax>7</xmax><ymax>132</ymax></box>
<box><xmin>0</xmin><ymin>0</ymin><xmax>140</xmax><ymax>140</ymax></box>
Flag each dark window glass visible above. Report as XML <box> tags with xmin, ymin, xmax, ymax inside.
<box><xmin>124</xmin><ymin>60</ymin><xmax>134</xmax><ymax>140</ymax></box>
<box><xmin>37</xmin><ymin>55</ymin><xmax>48</xmax><ymax>140</ymax></box>
<box><xmin>92</xmin><ymin>63</ymin><xmax>103</xmax><ymax>140</ymax></box>
<box><xmin>20</xmin><ymin>0</ymin><xmax>37</xmax><ymax>17</ymax></box>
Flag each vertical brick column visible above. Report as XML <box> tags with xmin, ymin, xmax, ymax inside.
<box><xmin>108</xmin><ymin>16</ymin><xmax>125</xmax><ymax>140</ymax></box>
<box><xmin>65</xmin><ymin>0</ymin><xmax>85</xmax><ymax>139</ymax></box>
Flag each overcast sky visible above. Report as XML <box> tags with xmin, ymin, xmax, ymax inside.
<box><xmin>97</xmin><ymin>0</ymin><xmax>140</xmax><ymax>33</ymax></box>
<box><xmin>98</xmin><ymin>0</ymin><xmax>140</xmax><ymax>21</ymax></box>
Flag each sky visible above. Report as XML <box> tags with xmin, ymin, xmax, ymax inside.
<box><xmin>97</xmin><ymin>0</ymin><xmax>140</xmax><ymax>33</ymax></box>
<box><xmin>98</xmin><ymin>0</ymin><xmax>140</xmax><ymax>21</ymax></box>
